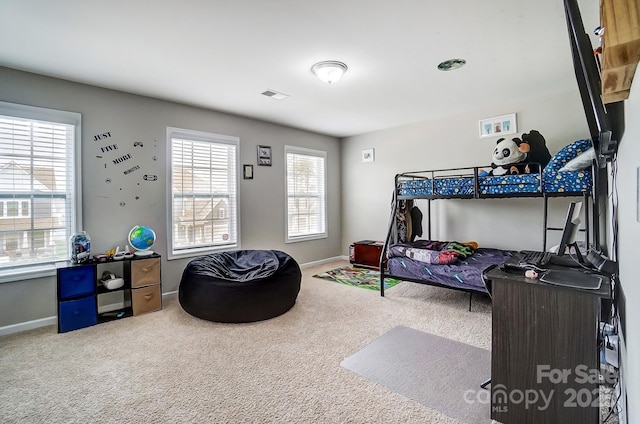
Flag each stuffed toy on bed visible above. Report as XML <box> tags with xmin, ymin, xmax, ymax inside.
<box><xmin>488</xmin><ymin>137</ymin><xmax>530</xmax><ymax>175</ymax></box>
<box><xmin>482</xmin><ymin>130</ymin><xmax>552</xmax><ymax>176</ymax></box>
<box><xmin>521</xmin><ymin>129</ymin><xmax>552</xmax><ymax>172</ymax></box>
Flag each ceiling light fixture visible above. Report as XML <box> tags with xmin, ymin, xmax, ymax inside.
<box><xmin>311</xmin><ymin>61</ymin><xmax>348</xmax><ymax>84</ymax></box>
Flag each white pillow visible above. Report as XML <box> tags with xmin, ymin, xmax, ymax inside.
<box><xmin>558</xmin><ymin>147</ymin><xmax>596</xmax><ymax>172</ymax></box>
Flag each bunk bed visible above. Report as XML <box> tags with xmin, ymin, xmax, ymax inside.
<box><xmin>379</xmin><ymin>137</ymin><xmax>599</xmax><ymax>301</ymax></box>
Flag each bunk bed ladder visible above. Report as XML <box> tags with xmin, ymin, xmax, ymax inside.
<box><xmin>379</xmin><ymin>175</ymin><xmax>401</xmax><ymax>297</ymax></box>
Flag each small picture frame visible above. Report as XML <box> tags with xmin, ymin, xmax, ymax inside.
<box><xmin>479</xmin><ymin>113</ymin><xmax>517</xmax><ymax>138</ymax></box>
<box><xmin>243</xmin><ymin>164</ymin><xmax>253</xmax><ymax>179</ymax></box>
<box><xmin>257</xmin><ymin>145</ymin><xmax>272</xmax><ymax>166</ymax></box>
<box><xmin>362</xmin><ymin>148</ymin><xmax>375</xmax><ymax>163</ymax></box>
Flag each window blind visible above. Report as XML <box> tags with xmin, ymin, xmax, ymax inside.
<box><xmin>168</xmin><ymin>128</ymin><xmax>239</xmax><ymax>258</ymax></box>
<box><xmin>0</xmin><ymin>104</ymin><xmax>78</xmax><ymax>271</ymax></box>
<box><xmin>285</xmin><ymin>146</ymin><xmax>327</xmax><ymax>241</ymax></box>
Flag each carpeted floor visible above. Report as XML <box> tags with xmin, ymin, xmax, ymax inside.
<box><xmin>313</xmin><ymin>265</ymin><xmax>403</xmax><ymax>290</ymax></box>
<box><xmin>0</xmin><ymin>260</ymin><xmax>496</xmax><ymax>423</ymax></box>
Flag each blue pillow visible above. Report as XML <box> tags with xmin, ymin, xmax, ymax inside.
<box><xmin>543</xmin><ymin>139</ymin><xmax>593</xmax><ymax>176</ymax></box>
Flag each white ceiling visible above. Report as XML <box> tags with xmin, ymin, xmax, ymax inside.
<box><xmin>0</xmin><ymin>0</ymin><xmax>599</xmax><ymax>138</ymax></box>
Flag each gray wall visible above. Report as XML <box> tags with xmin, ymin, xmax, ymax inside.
<box><xmin>615</xmin><ymin>81</ymin><xmax>639</xmax><ymax>424</ymax></box>
<box><xmin>340</xmin><ymin>90</ymin><xmax>592</xmax><ymax>252</ymax></box>
<box><xmin>0</xmin><ymin>66</ymin><xmax>341</xmax><ymax>327</ymax></box>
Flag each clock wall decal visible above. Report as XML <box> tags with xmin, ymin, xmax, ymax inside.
<box><xmin>93</xmin><ymin>131</ymin><xmax>160</xmax><ymax>207</ymax></box>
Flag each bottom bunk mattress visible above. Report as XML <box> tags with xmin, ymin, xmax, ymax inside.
<box><xmin>387</xmin><ymin>247</ymin><xmax>513</xmax><ymax>293</ymax></box>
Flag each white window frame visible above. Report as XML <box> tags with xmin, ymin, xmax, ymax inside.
<box><xmin>0</xmin><ymin>101</ymin><xmax>82</xmax><ymax>283</ymax></box>
<box><xmin>166</xmin><ymin>127</ymin><xmax>240</xmax><ymax>260</ymax></box>
<box><xmin>284</xmin><ymin>145</ymin><xmax>327</xmax><ymax>243</ymax></box>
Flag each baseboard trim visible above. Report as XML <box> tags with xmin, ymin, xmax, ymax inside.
<box><xmin>0</xmin><ymin>290</ymin><xmax>182</xmax><ymax>337</ymax></box>
<box><xmin>163</xmin><ymin>290</ymin><xmax>178</xmax><ymax>301</ymax></box>
<box><xmin>0</xmin><ymin>316</ymin><xmax>57</xmax><ymax>337</ymax></box>
<box><xmin>299</xmin><ymin>256</ymin><xmax>348</xmax><ymax>269</ymax></box>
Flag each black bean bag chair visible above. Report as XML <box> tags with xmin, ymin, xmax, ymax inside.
<box><xmin>178</xmin><ymin>250</ymin><xmax>301</xmax><ymax>323</ymax></box>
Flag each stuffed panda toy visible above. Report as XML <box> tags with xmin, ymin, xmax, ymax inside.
<box><xmin>489</xmin><ymin>137</ymin><xmax>530</xmax><ymax>175</ymax></box>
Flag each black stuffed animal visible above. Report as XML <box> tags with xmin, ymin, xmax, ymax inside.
<box><xmin>521</xmin><ymin>130</ymin><xmax>552</xmax><ymax>173</ymax></box>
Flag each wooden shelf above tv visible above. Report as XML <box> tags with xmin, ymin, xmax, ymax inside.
<box><xmin>600</xmin><ymin>0</ymin><xmax>640</xmax><ymax>103</ymax></box>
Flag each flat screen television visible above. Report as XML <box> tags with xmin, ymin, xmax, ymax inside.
<box><xmin>563</xmin><ymin>0</ymin><xmax>625</xmax><ymax>167</ymax></box>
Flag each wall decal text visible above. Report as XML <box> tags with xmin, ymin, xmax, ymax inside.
<box><xmin>112</xmin><ymin>153</ymin><xmax>132</xmax><ymax>165</ymax></box>
<box><xmin>100</xmin><ymin>144</ymin><xmax>118</xmax><ymax>153</ymax></box>
<box><xmin>93</xmin><ymin>132</ymin><xmax>112</xmax><ymax>141</ymax></box>
<box><xmin>123</xmin><ymin>165</ymin><xmax>140</xmax><ymax>175</ymax></box>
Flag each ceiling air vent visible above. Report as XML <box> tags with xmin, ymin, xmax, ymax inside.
<box><xmin>261</xmin><ymin>89</ymin><xmax>290</xmax><ymax>100</ymax></box>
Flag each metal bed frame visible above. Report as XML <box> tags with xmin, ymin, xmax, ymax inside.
<box><xmin>378</xmin><ymin>164</ymin><xmax>599</xmax><ymax>301</ymax></box>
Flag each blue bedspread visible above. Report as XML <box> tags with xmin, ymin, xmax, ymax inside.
<box><xmin>397</xmin><ymin>139</ymin><xmax>594</xmax><ymax>198</ymax></box>
<box><xmin>398</xmin><ymin>171</ymin><xmax>589</xmax><ymax>197</ymax></box>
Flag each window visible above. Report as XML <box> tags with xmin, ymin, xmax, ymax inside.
<box><xmin>0</xmin><ymin>101</ymin><xmax>81</xmax><ymax>279</ymax></box>
<box><xmin>0</xmin><ymin>199</ymin><xmax>31</xmax><ymax>218</ymax></box>
<box><xmin>285</xmin><ymin>145</ymin><xmax>327</xmax><ymax>242</ymax></box>
<box><xmin>167</xmin><ymin>127</ymin><xmax>239</xmax><ymax>259</ymax></box>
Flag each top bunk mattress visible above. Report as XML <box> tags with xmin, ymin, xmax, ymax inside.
<box><xmin>398</xmin><ymin>173</ymin><xmax>544</xmax><ymax>197</ymax></box>
<box><xmin>398</xmin><ymin>171</ymin><xmax>591</xmax><ymax>197</ymax></box>
<box><xmin>397</xmin><ymin>138</ymin><xmax>594</xmax><ymax>198</ymax></box>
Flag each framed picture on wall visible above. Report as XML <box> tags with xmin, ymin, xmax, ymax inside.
<box><xmin>479</xmin><ymin>113</ymin><xmax>517</xmax><ymax>138</ymax></box>
<box><xmin>258</xmin><ymin>145</ymin><xmax>272</xmax><ymax>166</ymax></box>
<box><xmin>362</xmin><ymin>148</ymin><xmax>375</xmax><ymax>163</ymax></box>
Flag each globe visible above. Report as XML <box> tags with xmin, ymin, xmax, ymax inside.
<box><xmin>128</xmin><ymin>225</ymin><xmax>156</xmax><ymax>256</ymax></box>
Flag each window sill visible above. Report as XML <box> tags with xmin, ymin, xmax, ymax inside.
<box><xmin>286</xmin><ymin>234</ymin><xmax>328</xmax><ymax>244</ymax></box>
<box><xmin>167</xmin><ymin>244</ymin><xmax>239</xmax><ymax>261</ymax></box>
<box><xmin>0</xmin><ymin>264</ymin><xmax>57</xmax><ymax>284</ymax></box>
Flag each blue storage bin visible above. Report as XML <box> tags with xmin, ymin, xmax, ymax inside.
<box><xmin>58</xmin><ymin>265</ymin><xmax>96</xmax><ymax>300</ymax></box>
<box><xmin>58</xmin><ymin>296</ymin><xmax>98</xmax><ymax>333</ymax></box>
